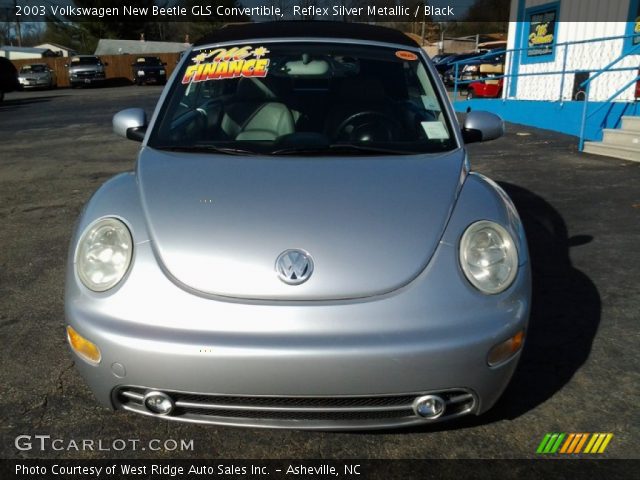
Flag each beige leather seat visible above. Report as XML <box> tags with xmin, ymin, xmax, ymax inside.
<box><xmin>221</xmin><ymin>78</ymin><xmax>295</xmax><ymax>141</ymax></box>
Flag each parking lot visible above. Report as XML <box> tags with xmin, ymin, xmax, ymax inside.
<box><xmin>0</xmin><ymin>85</ymin><xmax>638</xmax><ymax>459</ymax></box>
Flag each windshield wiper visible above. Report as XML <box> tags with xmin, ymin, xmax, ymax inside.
<box><xmin>269</xmin><ymin>144</ymin><xmax>419</xmax><ymax>156</ymax></box>
<box><xmin>153</xmin><ymin>145</ymin><xmax>257</xmax><ymax>156</ymax></box>
<box><xmin>328</xmin><ymin>144</ymin><xmax>420</xmax><ymax>155</ymax></box>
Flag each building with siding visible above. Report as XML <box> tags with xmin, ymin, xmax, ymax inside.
<box><xmin>34</xmin><ymin>43</ymin><xmax>77</xmax><ymax>57</ymax></box>
<box><xmin>504</xmin><ymin>0</ymin><xmax>640</xmax><ymax>102</ymax></box>
<box><xmin>0</xmin><ymin>46</ymin><xmax>56</xmax><ymax>60</ymax></box>
<box><xmin>94</xmin><ymin>39</ymin><xmax>190</xmax><ymax>56</ymax></box>
<box><xmin>455</xmin><ymin>0</ymin><xmax>640</xmax><ymax>160</ymax></box>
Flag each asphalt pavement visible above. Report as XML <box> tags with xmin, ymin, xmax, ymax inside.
<box><xmin>0</xmin><ymin>86</ymin><xmax>638</xmax><ymax>459</ymax></box>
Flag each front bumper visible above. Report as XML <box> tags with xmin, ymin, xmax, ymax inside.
<box><xmin>19</xmin><ymin>77</ymin><xmax>50</xmax><ymax>88</ymax></box>
<box><xmin>134</xmin><ymin>72</ymin><xmax>166</xmax><ymax>83</ymax></box>
<box><xmin>69</xmin><ymin>73</ymin><xmax>105</xmax><ymax>85</ymax></box>
<box><xmin>66</xmin><ymin>234</ymin><xmax>530</xmax><ymax>430</ymax></box>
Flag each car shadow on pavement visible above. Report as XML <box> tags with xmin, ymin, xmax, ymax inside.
<box><xmin>104</xmin><ymin>77</ymin><xmax>135</xmax><ymax>88</ymax></box>
<box><xmin>374</xmin><ymin>182</ymin><xmax>601</xmax><ymax>434</ymax></box>
<box><xmin>482</xmin><ymin>183</ymin><xmax>600</xmax><ymax>420</ymax></box>
<box><xmin>0</xmin><ymin>95</ymin><xmax>59</xmax><ymax>112</ymax></box>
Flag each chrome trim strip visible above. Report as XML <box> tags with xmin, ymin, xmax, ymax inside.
<box><xmin>173</xmin><ymin>400</ymin><xmax>413</xmax><ymax>413</ymax></box>
<box><xmin>115</xmin><ymin>386</ymin><xmax>478</xmax><ymax>430</ymax></box>
<box><xmin>119</xmin><ymin>390</ymin><xmax>144</xmax><ymax>401</ymax></box>
<box><xmin>446</xmin><ymin>393</ymin><xmax>474</xmax><ymax>404</ymax></box>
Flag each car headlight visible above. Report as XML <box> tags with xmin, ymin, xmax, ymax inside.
<box><xmin>459</xmin><ymin>220</ymin><xmax>518</xmax><ymax>294</ymax></box>
<box><xmin>76</xmin><ymin>218</ymin><xmax>133</xmax><ymax>291</ymax></box>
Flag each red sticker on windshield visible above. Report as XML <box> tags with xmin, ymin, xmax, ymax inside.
<box><xmin>182</xmin><ymin>45</ymin><xmax>270</xmax><ymax>84</ymax></box>
<box><xmin>395</xmin><ymin>50</ymin><xmax>418</xmax><ymax>61</ymax></box>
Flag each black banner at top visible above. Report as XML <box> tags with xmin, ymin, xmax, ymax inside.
<box><xmin>1</xmin><ymin>0</ymin><xmax>639</xmax><ymax>23</ymax></box>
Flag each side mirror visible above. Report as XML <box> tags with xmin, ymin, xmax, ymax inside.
<box><xmin>113</xmin><ymin>108</ymin><xmax>147</xmax><ymax>142</ymax></box>
<box><xmin>462</xmin><ymin>110</ymin><xmax>504</xmax><ymax>144</ymax></box>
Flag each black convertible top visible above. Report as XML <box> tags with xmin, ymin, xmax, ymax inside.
<box><xmin>194</xmin><ymin>21</ymin><xmax>418</xmax><ymax>48</ymax></box>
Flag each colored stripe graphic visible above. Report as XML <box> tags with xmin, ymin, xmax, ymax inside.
<box><xmin>574</xmin><ymin>433</ymin><xmax>589</xmax><ymax>453</ymax></box>
<box><xmin>536</xmin><ymin>433</ymin><xmax>552</xmax><ymax>453</ymax></box>
<box><xmin>559</xmin><ymin>433</ymin><xmax>575</xmax><ymax>453</ymax></box>
<box><xmin>585</xmin><ymin>433</ymin><xmax>614</xmax><ymax>454</ymax></box>
<box><xmin>538</xmin><ymin>433</ymin><xmax>613</xmax><ymax>454</ymax></box>
<box><xmin>597</xmin><ymin>434</ymin><xmax>614</xmax><ymax>453</ymax></box>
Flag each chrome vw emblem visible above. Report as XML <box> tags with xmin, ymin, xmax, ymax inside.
<box><xmin>275</xmin><ymin>249</ymin><xmax>313</xmax><ymax>285</ymax></box>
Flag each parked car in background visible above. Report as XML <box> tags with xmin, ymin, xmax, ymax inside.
<box><xmin>0</xmin><ymin>57</ymin><xmax>19</xmax><ymax>102</ymax></box>
<box><xmin>18</xmin><ymin>63</ymin><xmax>57</xmax><ymax>89</ymax></box>
<box><xmin>445</xmin><ymin>50</ymin><xmax>505</xmax><ymax>87</ymax></box>
<box><xmin>66</xmin><ymin>21</ymin><xmax>529</xmax><ymax>431</ymax></box>
<box><xmin>438</xmin><ymin>52</ymin><xmax>480</xmax><ymax>84</ymax></box>
<box><xmin>431</xmin><ymin>53</ymin><xmax>452</xmax><ymax>64</ymax></box>
<box><xmin>66</xmin><ymin>55</ymin><xmax>107</xmax><ymax>88</ymax></box>
<box><xmin>131</xmin><ymin>56</ymin><xmax>167</xmax><ymax>85</ymax></box>
<box><xmin>467</xmin><ymin>78</ymin><xmax>504</xmax><ymax>99</ymax></box>
<box><xmin>459</xmin><ymin>50</ymin><xmax>505</xmax><ymax>83</ymax></box>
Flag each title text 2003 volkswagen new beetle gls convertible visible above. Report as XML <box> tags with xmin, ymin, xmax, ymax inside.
<box><xmin>65</xmin><ymin>22</ymin><xmax>530</xmax><ymax>430</ymax></box>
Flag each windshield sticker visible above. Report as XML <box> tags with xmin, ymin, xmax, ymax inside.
<box><xmin>421</xmin><ymin>121</ymin><xmax>449</xmax><ymax>140</ymax></box>
<box><xmin>421</xmin><ymin>95</ymin><xmax>441</xmax><ymax>111</ymax></box>
<box><xmin>395</xmin><ymin>50</ymin><xmax>418</xmax><ymax>61</ymax></box>
<box><xmin>182</xmin><ymin>46</ymin><xmax>270</xmax><ymax>84</ymax></box>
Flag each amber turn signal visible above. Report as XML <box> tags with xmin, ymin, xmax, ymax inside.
<box><xmin>67</xmin><ymin>326</ymin><xmax>101</xmax><ymax>364</ymax></box>
<box><xmin>487</xmin><ymin>330</ymin><xmax>524</xmax><ymax>366</ymax></box>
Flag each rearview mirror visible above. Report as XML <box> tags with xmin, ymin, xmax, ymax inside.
<box><xmin>113</xmin><ymin>108</ymin><xmax>147</xmax><ymax>142</ymax></box>
<box><xmin>462</xmin><ymin>111</ymin><xmax>504</xmax><ymax>143</ymax></box>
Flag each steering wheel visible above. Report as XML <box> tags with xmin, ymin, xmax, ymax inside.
<box><xmin>335</xmin><ymin>111</ymin><xmax>402</xmax><ymax>142</ymax></box>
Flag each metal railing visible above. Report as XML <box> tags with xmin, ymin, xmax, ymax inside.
<box><xmin>446</xmin><ymin>32</ymin><xmax>640</xmax><ymax>151</ymax></box>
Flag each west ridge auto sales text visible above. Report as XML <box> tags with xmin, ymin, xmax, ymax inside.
<box><xmin>16</xmin><ymin>463</ymin><xmax>358</xmax><ymax>477</ymax></box>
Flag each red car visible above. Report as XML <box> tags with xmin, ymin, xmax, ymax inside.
<box><xmin>467</xmin><ymin>78</ymin><xmax>504</xmax><ymax>99</ymax></box>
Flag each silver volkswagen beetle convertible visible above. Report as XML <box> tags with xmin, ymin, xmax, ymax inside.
<box><xmin>65</xmin><ymin>22</ymin><xmax>530</xmax><ymax>430</ymax></box>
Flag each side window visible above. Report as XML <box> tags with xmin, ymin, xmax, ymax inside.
<box><xmin>414</xmin><ymin>63</ymin><xmax>442</xmax><ymax>114</ymax></box>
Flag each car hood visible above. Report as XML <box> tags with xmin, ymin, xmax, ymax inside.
<box><xmin>137</xmin><ymin>148</ymin><xmax>465</xmax><ymax>300</ymax></box>
<box><xmin>19</xmin><ymin>71</ymin><xmax>48</xmax><ymax>78</ymax></box>
<box><xmin>69</xmin><ymin>65</ymin><xmax>102</xmax><ymax>73</ymax></box>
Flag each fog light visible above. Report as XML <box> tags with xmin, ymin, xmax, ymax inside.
<box><xmin>66</xmin><ymin>326</ymin><xmax>101</xmax><ymax>364</ymax></box>
<box><xmin>413</xmin><ymin>395</ymin><xmax>446</xmax><ymax>419</ymax></box>
<box><xmin>143</xmin><ymin>391</ymin><xmax>174</xmax><ymax>415</ymax></box>
<box><xmin>488</xmin><ymin>330</ymin><xmax>525</xmax><ymax>366</ymax></box>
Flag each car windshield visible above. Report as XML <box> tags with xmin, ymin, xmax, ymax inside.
<box><xmin>136</xmin><ymin>57</ymin><xmax>162</xmax><ymax>65</ymax></box>
<box><xmin>71</xmin><ymin>57</ymin><xmax>101</xmax><ymax>65</ymax></box>
<box><xmin>149</xmin><ymin>42</ymin><xmax>456</xmax><ymax>155</ymax></box>
<box><xmin>21</xmin><ymin>65</ymin><xmax>46</xmax><ymax>73</ymax></box>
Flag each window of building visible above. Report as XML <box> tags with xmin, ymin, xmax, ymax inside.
<box><xmin>521</xmin><ymin>2</ymin><xmax>560</xmax><ymax>64</ymax></box>
<box><xmin>624</xmin><ymin>0</ymin><xmax>640</xmax><ymax>53</ymax></box>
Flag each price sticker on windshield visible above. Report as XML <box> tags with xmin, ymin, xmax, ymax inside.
<box><xmin>421</xmin><ymin>121</ymin><xmax>449</xmax><ymax>140</ymax></box>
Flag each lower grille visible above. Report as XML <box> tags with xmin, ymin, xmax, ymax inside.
<box><xmin>114</xmin><ymin>386</ymin><xmax>476</xmax><ymax>429</ymax></box>
<box><xmin>73</xmin><ymin>71</ymin><xmax>104</xmax><ymax>79</ymax></box>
